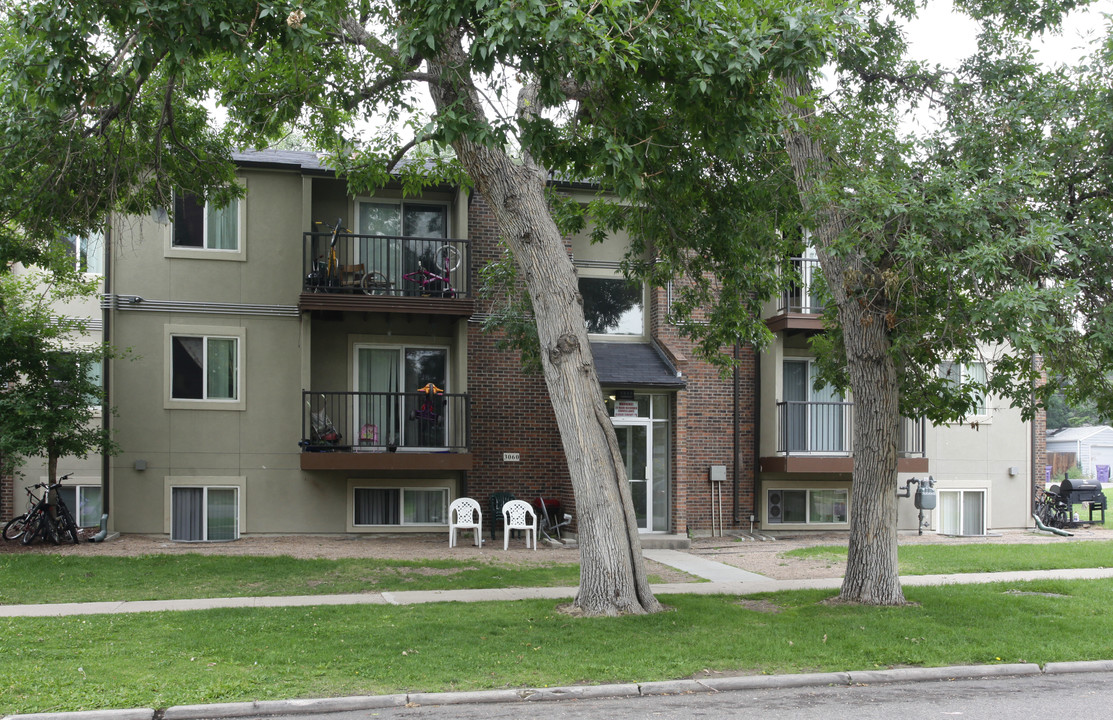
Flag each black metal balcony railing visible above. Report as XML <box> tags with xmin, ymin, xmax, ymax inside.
<box><xmin>301</xmin><ymin>391</ymin><xmax>470</xmax><ymax>452</ymax></box>
<box><xmin>777</xmin><ymin>257</ymin><xmax>824</xmax><ymax>314</ymax></box>
<box><xmin>776</xmin><ymin>401</ymin><xmax>925</xmax><ymax>457</ymax></box>
<box><xmin>302</xmin><ymin>232</ymin><xmax>471</xmax><ymax>298</ymax></box>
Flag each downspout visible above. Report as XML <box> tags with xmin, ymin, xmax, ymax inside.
<box><xmin>1029</xmin><ymin>353</ymin><xmax>1040</xmax><ymax>528</ymax></box>
<box><xmin>91</xmin><ymin>222</ymin><xmax>112</xmax><ymax>542</ymax></box>
<box><xmin>752</xmin><ymin>348</ymin><xmax>761</xmax><ymax>529</ymax></box>
<box><xmin>732</xmin><ymin>342</ymin><xmax>740</xmax><ymax>526</ymax></box>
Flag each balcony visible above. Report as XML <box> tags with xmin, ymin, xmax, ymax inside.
<box><xmin>767</xmin><ymin>256</ymin><xmax>825</xmax><ymax>332</ymax></box>
<box><xmin>299</xmin><ymin>231</ymin><xmax>473</xmax><ymax>316</ymax></box>
<box><xmin>760</xmin><ymin>401</ymin><xmax>927</xmax><ymax>474</ymax></box>
<box><xmin>300</xmin><ymin>390</ymin><xmax>472</xmax><ymax>471</ymax></box>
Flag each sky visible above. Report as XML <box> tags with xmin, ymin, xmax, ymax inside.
<box><xmin>905</xmin><ymin>0</ymin><xmax>1112</xmax><ymax>68</ymax></box>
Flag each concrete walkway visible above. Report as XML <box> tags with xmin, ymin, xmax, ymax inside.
<box><xmin>4</xmin><ymin>551</ymin><xmax>1113</xmax><ymax>618</ymax></box>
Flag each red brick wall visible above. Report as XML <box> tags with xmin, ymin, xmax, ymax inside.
<box><xmin>464</xmin><ymin>191</ymin><xmax>757</xmax><ymax>536</ymax></box>
<box><xmin>650</xmin><ymin>286</ymin><xmax>757</xmax><ymax>536</ymax></box>
<box><xmin>0</xmin><ymin>457</ymin><xmax>12</xmax><ymax>520</ymax></box>
<box><xmin>465</xmin><ymin>192</ymin><xmax>575</xmax><ymax>521</ymax></box>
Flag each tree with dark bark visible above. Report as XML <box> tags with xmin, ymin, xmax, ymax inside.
<box><xmin>773</xmin><ymin>7</ymin><xmax>1113</xmax><ymax>604</ymax></box>
<box><xmin>8</xmin><ymin>0</ymin><xmax>1109</xmax><ymax>612</ymax></box>
<box><xmin>0</xmin><ymin>0</ymin><xmax>836</xmax><ymax>615</ymax></box>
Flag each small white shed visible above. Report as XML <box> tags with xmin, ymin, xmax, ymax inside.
<box><xmin>1046</xmin><ymin>426</ymin><xmax>1113</xmax><ymax>479</ymax></box>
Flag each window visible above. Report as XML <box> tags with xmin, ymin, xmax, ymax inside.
<box><xmin>84</xmin><ymin>358</ymin><xmax>103</xmax><ymax>407</ymax></box>
<box><xmin>355</xmin><ymin>345</ymin><xmax>448</xmax><ymax>448</ymax></box>
<box><xmin>766</xmin><ymin>488</ymin><xmax>848</xmax><ymax>525</ymax></box>
<box><xmin>938</xmin><ymin>489</ymin><xmax>985</xmax><ymax>536</ymax></box>
<box><xmin>173</xmin><ymin>192</ymin><xmax>240</xmax><ymax>250</ymax></box>
<box><xmin>51</xmin><ymin>352</ymin><xmax>103</xmax><ymax>408</ymax></box>
<box><xmin>782</xmin><ymin>359</ymin><xmax>846</xmax><ymax>453</ymax></box>
<box><xmin>57</xmin><ymin>484</ymin><xmax>102</xmax><ymax>527</ymax></box>
<box><xmin>939</xmin><ymin>361</ymin><xmax>987</xmax><ymax>417</ymax></box>
<box><xmin>353</xmin><ymin>487</ymin><xmax>448</xmax><ymax>526</ymax></box>
<box><xmin>60</xmin><ymin>232</ymin><xmax>104</xmax><ymax>274</ymax></box>
<box><xmin>579</xmin><ymin>277</ymin><xmax>644</xmax><ymax>336</ymax></box>
<box><xmin>171</xmin><ymin>486</ymin><xmax>239</xmax><ymax>541</ymax></box>
<box><xmin>171</xmin><ymin>335</ymin><xmax>239</xmax><ymax>401</ymax></box>
<box><xmin>355</xmin><ymin>200</ymin><xmax>451</xmax><ymax>292</ymax></box>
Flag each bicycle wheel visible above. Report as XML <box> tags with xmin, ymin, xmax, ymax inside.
<box><xmin>57</xmin><ymin>504</ymin><xmax>80</xmax><ymax>544</ymax></box>
<box><xmin>20</xmin><ymin>512</ymin><xmax>43</xmax><ymax>546</ymax></box>
<box><xmin>45</xmin><ymin>515</ymin><xmax>61</xmax><ymax>545</ymax></box>
<box><xmin>436</xmin><ymin>245</ymin><xmax>461</xmax><ymax>273</ymax></box>
<box><xmin>3</xmin><ymin>515</ymin><xmax>27</xmax><ymax>542</ymax></box>
<box><xmin>360</xmin><ymin>271</ymin><xmax>392</xmax><ymax>296</ymax></box>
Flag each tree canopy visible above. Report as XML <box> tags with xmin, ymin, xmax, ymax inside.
<box><xmin>2</xmin><ymin>0</ymin><xmax>1111</xmax><ymax>609</ymax></box>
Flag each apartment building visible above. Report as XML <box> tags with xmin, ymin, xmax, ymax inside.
<box><xmin>4</xmin><ymin>149</ymin><xmax>1040</xmax><ymax>540</ymax></box>
<box><xmin>758</xmin><ymin>255</ymin><xmax>1044</xmax><ymax>535</ymax></box>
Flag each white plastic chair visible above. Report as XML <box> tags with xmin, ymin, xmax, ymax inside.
<box><xmin>448</xmin><ymin>497</ymin><xmax>482</xmax><ymax>547</ymax></box>
<box><xmin>501</xmin><ymin>499</ymin><xmax>537</xmax><ymax>550</ymax></box>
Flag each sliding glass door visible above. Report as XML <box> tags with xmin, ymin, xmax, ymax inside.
<box><xmin>355</xmin><ymin>345</ymin><xmax>448</xmax><ymax>449</ymax></box>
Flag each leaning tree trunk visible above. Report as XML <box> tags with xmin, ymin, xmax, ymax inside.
<box><xmin>780</xmin><ymin>75</ymin><xmax>906</xmax><ymax>605</ymax></box>
<box><xmin>425</xmin><ymin>32</ymin><xmax>661</xmax><ymax>616</ymax></box>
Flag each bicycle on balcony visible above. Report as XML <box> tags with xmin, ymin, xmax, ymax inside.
<box><xmin>307</xmin><ymin>218</ymin><xmax>345</xmax><ymax>292</ymax></box>
<box><xmin>396</xmin><ymin>244</ymin><xmax>461</xmax><ymax>298</ymax></box>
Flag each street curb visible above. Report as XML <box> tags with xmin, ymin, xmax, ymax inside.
<box><xmin>2</xmin><ymin>661</ymin><xmax>1107</xmax><ymax>720</ymax></box>
<box><xmin>160</xmin><ymin>694</ymin><xmax>407</xmax><ymax>719</ymax></box>
<box><xmin>847</xmin><ymin>663</ymin><xmax>1040</xmax><ymax>685</ymax></box>
<box><xmin>3</xmin><ymin>712</ymin><xmax>155</xmax><ymax>720</ymax></box>
<box><xmin>1044</xmin><ymin>660</ymin><xmax>1113</xmax><ymax>674</ymax></box>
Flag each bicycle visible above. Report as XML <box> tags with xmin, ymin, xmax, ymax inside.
<box><xmin>1035</xmin><ymin>485</ymin><xmax>1071</xmax><ymax>529</ymax></box>
<box><xmin>307</xmin><ymin>218</ymin><xmax>345</xmax><ymax>292</ymax></box>
<box><xmin>400</xmin><ymin>244</ymin><xmax>460</xmax><ymax>298</ymax></box>
<box><xmin>4</xmin><ymin>475</ymin><xmax>81</xmax><ymax>545</ymax></box>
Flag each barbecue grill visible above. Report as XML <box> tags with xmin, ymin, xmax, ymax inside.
<box><xmin>1058</xmin><ymin>478</ymin><xmax>1107</xmax><ymax>522</ymax></box>
<box><xmin>1041</xmin><ymin>475</ymin><xmax>1107</xmax><ymax>527</ymax></box>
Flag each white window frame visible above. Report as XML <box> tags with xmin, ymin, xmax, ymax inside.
<box><xmin>576</xmin><ymin>270</ymin><xmax>647</xmax><ymax>340</ymax></box>
<box><xmin>349</xmin><ymin>484</ymin><xmax>450</xmax><ymax>529</ymax></box>
<box><xmin>61</xmin><ymin>231</ymin><xmax>105</xmax><ymax>275</ymax></box>
<box><xmin>55</xmin><ymin>481</ymin><xmax>103</xmax><ymax>527</ymax></box>
<box><xmin>165</xmin><ymin>179</ymin><xmax>248</xmax><ymax>261</ymax></box>
<box><xmin>355</xmin><ymin>197</ymin><xmax>452</xmax><ymax>237</ymax></box>
<box><xmin>936</xmin><ymin>488</ymin><xmax>987</xmax><ymax>536</ymax></box>
<box><xmin>765</xmin><ymin>486</ymin><xmax>850</xmax><ymax>526</ymax></box>
<box><xmin>351</xmin><ymin>340</ymin><xmax>452</xmax><ymax>450</ymax></box>
<box><xmin>164</xmin><ymin>324</ymin><xmax>246</xmax><ymax>410</ymax></box>
<box><xmin>164</xmin><ymin>476</ymin><xmax>246</xmax><ymax>541</ymax></box>
<box><xmin>939</xmin><ymin>360</ymin><xmax>989</xmax><ymax>422</ymax></box>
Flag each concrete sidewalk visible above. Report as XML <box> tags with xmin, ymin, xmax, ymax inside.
<box><xmin>3</xmin><ymin>551</ymin><xmax>1113</xmax><ymax>617</ymax></box>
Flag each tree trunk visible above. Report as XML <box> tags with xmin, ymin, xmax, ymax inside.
<box><xmin>425</xmin><ymin>32</ymin><xmax>661</xmax><ymax>615</ymax></box>
<box><xmin>780</xmin><ymin>75</ymin><xmax>906</xmax><ymax>605</ymax></box>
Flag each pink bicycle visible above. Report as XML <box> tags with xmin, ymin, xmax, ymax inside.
<box><xmin>391</xmin><ymin>244</ymin><xmax>460</xmax><ymax>298</ymax></box>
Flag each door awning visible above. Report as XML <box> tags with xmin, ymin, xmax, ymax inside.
<box><xmin>590</xmin><ymin>342</ymin><xmax>686</xmax><ymax>389</ymax></box>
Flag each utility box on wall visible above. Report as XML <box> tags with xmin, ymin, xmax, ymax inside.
<box><xmin>914</xmin><ymin>482</ymin><xmax>937</xmax><ymax>510</ymax></box>
<box><xmin>709</xmin><ymin>465</ymin><xmax>727</xmax><ymax>482</ymax></box>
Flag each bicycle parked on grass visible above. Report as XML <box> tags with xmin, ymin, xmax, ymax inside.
<box><xmin>3</xmin><ymin>474</ymin><xmax>81</xmax><ymax>545</ymax></box>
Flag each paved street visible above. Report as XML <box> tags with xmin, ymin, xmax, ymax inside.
<box><xmin>200</xmin><ymin>670</ymin><xmax>1113</xmax><ymax>720</ymax></box>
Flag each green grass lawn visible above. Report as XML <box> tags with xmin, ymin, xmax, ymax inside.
<box><xmin>784</xmin><ymin>539</ymin><xmax>1113</xmax><ymax>575</ymax></box>
<box><xmin>3</xmin><ymin>578</ymin><xmax>1111</xmax><ymax>715</ymax></box>
<box><xmin>0</xmin><ymin>554</ymin><xmax>584</xmax><ymax>605</ymax></box>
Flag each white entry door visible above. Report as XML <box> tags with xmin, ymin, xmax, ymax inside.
<box><xmin>615</xmin><ymin>421</ymin><xmax>653</xmax><ymax>531</ymax></box>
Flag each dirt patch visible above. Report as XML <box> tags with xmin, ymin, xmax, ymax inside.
<box><xmin>736</xmin><ymin>598</ymin><xmax>782</xmax><ymax>613</ymax></box>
